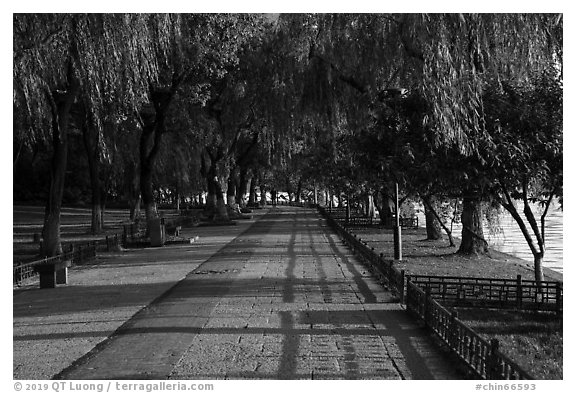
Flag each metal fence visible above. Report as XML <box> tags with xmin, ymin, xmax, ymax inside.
<box><xmin>317</xmin><ymin>205</ymin><xmax>559</xmax><ymax>380</ymax></box>
<box><xmin>13</xmin><ymin>242</ymin><xmax>97</xmax><ymax>287</ymax></box>
<box><xmin>406</xmin><ymin>281</ymin><xmax>534</xmax><ymax>379</ymax></box>
<box><xmin>319</xmin><ymin>206</ymin><xmax>407</xmax><ymax>301</ymax></box>
<box><xmin>408</xmin><ymin>275</ymin><xmax>562</xmax><ymax>314</ymax></box>
<box><xmin>13</xmin><ymin>212</ymin><xmax>200</xmax><ymax>288</ymax></box>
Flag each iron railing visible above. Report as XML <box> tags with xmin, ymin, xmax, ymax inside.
<box><xmin>318</xmin><ymin>205</ymin><xmax>559</xmax><ymax>380</ymax></box>
<box><xmin>13</xmin><ymin>242</ymin><xmax>97</xmax><ymax>287</ymax></box>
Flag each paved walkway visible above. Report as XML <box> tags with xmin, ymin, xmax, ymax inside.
<box><xmin>15</xmin><ymin>207</ymin><xmax>460</xmax><ymax>380</ymax></box>
<box><xmin>13</xmin><ymin>216</ymin><xmax>259</xmax><ymax>380</ymax></box>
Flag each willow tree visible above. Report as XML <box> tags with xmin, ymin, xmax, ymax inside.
<box><xmin>276</xmin><ymin>13</ymin><xmax>562</xmax><ymax>255</ymax></box>
<box><xmin>135</xmin><ymin>14</ymin><xmax>267</xmax><ymax>224</ymax></box>
<box><xmin>13</xmin><ymin>14</ymin><xmax>167</xmax><ymax>256</ymax></box>
<box><xmin>483</xmin><ymin>71</ymin><xmax>562</xmax><ymax>283</ymax></box>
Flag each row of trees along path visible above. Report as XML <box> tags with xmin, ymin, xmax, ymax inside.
<box><xmin>13</xmin><ymin>14</ymin><xmax>562</xmax><ymax>284</ymax></box>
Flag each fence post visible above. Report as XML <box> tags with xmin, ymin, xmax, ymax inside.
<box><xmin>423</xmin><ymin>286</ymin><xmax>431</xmax><ymax>327</ymax></box>
<box><xmin>487</xmin><ymin>339</ymin><xmax>500</xmax><ymax>379</ymax></box>
<box><xmin>405</xmin><ymin>275</ymin><xmax>411</xmax><ymax>309</ymax></box>
<box><xmin>400</xmin><ymin>269</ymin><xmax>406</xmax><ymax>303</ymax></box>
<box><xmin>450</xmin><ymin>310</ymin><xmax>459</xmax><ymax>351</ymax></box>
<box><xmin>123</xmin><ymin>225</ymin><xmax>128</xmax><ymax>246</ymax></box>
<box><xmin>516</xmin><ymin>275</ymin><xmax>523</xmax><ymax>310</ymax></box>
<box><xmin>556</xmin><ymin>281</ymin><xmax>562</xmax><ymax>316</ymax></box>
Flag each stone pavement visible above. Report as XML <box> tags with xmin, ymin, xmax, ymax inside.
<box><xmin>13</xmin><ymin>214</ymin><xmax>264</xmax><ymax>380</ymax></box>
<box><xmin>55</xmin><ymin>207</ymin><xmax>460</xmax><ymax>380</ymax></box>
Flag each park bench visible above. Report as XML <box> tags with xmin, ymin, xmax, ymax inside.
<box><xmin>344</xmin><ymin>216</ymin><xmax>378</xmax><ymax>227</ymax></box>
<box><xmin>162</xmin><ymin>216</ymin><xmax>189</xmax><ymax>237</ymax></box>
<box><xmin>165</xmin><ymin>221</ymin><xmax>182</xmax><ymax>236</ymax></box>
<box><xmin>399</xmin><ymin>217</ymin><xmax>419</xmax><ymax>228</ymax></box>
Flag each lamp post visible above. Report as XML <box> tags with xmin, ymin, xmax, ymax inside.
<box><xmin>393</xmin><ymin>181</ymin><xmax>402</xmax><ymax>261</ymax></box>
<box><xmin>383</xmin><ymin>87</ymin><xmax>407</xmax><ymax>262</ymax></box>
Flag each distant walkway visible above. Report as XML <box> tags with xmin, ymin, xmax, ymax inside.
<box><xmin>51</xmin><ymin>207</ymin><xmax>458</xmax><ymax>380</ymax></box>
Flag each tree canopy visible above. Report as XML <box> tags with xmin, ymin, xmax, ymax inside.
<box><xmin>13</xmin><ymin>13</ymin><xmax>563</xmax><ymax>275</ymax></box>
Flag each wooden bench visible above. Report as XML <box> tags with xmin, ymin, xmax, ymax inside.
<box><xmin>163</xmin><ymin>218</ymin><xmax>182</xmax><ymax>236</ymax></box>
<box><xmin>400</xmin><ymin>217</ymin><xmax>419</xmax><ymax>228</ymax></box>
<box><xmin>166</xmin><ymin>224</ymin><xmax>182</xmax><ymax>236</ymax></box>
<box><xmin>344</xmin><ymin>216</ymin><xmax>378</xmax><ymax>227</ymax></box>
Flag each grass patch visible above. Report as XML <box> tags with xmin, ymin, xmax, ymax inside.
<box><xmin>350</xmin><ymin>226</ymin><xmax>560</xmax><ymax>281</ymax></box>
<box><xmin>456</xmin><ymin>308</ymin><xmax>562</xmax><ymax>380</ymax></box>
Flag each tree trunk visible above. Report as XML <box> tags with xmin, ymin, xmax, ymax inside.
<box><xmin>423</xmin><ymin>196</ymin><xmax>443</xmax><ymax>240</ymax></box>
<box><xmin>82</xmin><ymin>121</ymin><xmax>104</xmax><ymax>234</ymax></box>
<box><xmin>295</xmin><ymin>179</ymin><xmax>303</xmax><ymax>203</ymax></box>
<box><xmin>206</xmin><ymin>165</ymin><xmax>230</xmax><ymax>222</ymax></box>
<box><xmin>313</xmin><ymin>183</ymin><xmax>318</xmax><ymax>205</ymax></box>
<box><xmin>498</xmin><ymin>187</ymin><xmax>547</xmax><ymax>284</ymax></box>
<box><xmin>374</xmin><ymin>190</ymin><xmax>394</xmax><ymax>226</ymax></box>
<box><xmin>139</xmin><ymin>118</ymin><xmax>159</xmax><ymax>224</ymax></box>
<box><xmin>227</xmin><ymin>175</ymin><xmax>239</xmax><ymax>213</ymax></box>
<box><xmin>130</xmin><ymin>195</ymin><xmax>141</xmax><ymax>222</ymax></box>
<box><xmin>260</xmin><ymin>184</ymin><xmax>267</xmax><ymax>206</ymax></box>
<box><xmin>124</xmin><ymin>158</ymin><xmax>141</xmax><ymax>221</ymax></box>
<box><xmin>41</xmin><ymin>68</ymin><xmax>79</xmax><ymax>257</ymax></box>
<box><xmin>533</xmin><ymin>253</ymin><xmax>544</xmax><ymax>283</ymax></box>
<box><xmin>237</xmin><ymin>168</ymin><xmax>249</xmax><ymax>207</ymax></box>
<box><xmin>248</xmin><ymin>175</ymin><xmax>257</xmax><ymax>205</ymax></box>
<box><xmin>90</xmin><ymin>203</ymin><xmax>103</xmax><ymax>234</ymax></box>
<box><xmin>100</xmin><ymin>199</ymin><xmax>106</xmax><ymax>229</ymax></box>
<box><xmin>366</xmin><ymin>193</ymin><xmax>375</xmax><ymax>218</ymax></box>
<box><xmin>206</xmin><ymin>190</ymin><xmax>217</xmax><ymax>213</ymax></box>
<box><xmin>422</xmin><ymin>195</ymin><xmax>455</xmax><ymax>246</ymax></box>
<box><xmin>202</xmin><ymin>147</ymin><xmax>231</xmax><ymax>222</ymax></box>
<box><xmin>214</xmin><ymin>179</ymin><xmax>229</xmax><ymax>221</ymax></box>
<box><xmin>140</xmin><ymin>150</ymin><xmax>158</xmax><ymax>223</ymax></box>
<box><xmin>458</xmin><ymin>195</ymin><xmax>489</xmax><ymax>255</ymax></box>
<box><xmin>139</xmin><ymin>88</ymin><xmax>175</xmax><ymax>225</ymax></box>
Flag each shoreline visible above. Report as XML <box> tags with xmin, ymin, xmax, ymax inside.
<box><xmin>489</xmin><ymin>248</ymin><xmax>563</xmax><ymax>282</ymax></box>
<box><xmin>346</xmin><ymin>226</ymin><xmax>564</xmax><ymax>283</ymax></box>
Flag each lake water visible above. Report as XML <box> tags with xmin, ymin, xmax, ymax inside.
<box><xmin>484</xmin><ymin>204</ymin><xmax>563</xmax><ymax>275</ymax></box>
<box><xmin>418</xmin><ymin>202</ymin><xmax>563</xmax><ymax>275</ymax></box>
